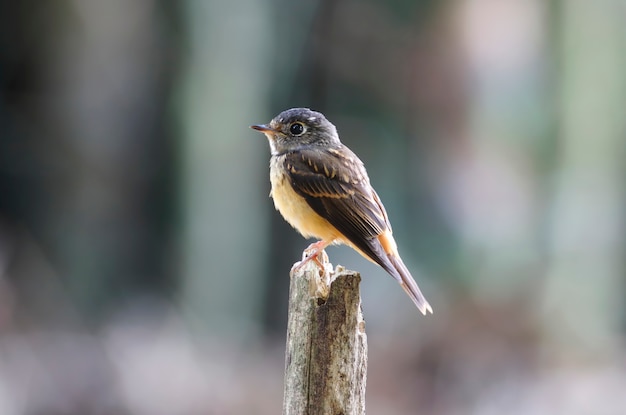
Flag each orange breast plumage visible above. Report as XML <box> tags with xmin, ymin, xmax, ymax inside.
<box><xmin>269</xmin><ymin>155</ymin><xmax>339</xmax><ymax>242</ymax></box>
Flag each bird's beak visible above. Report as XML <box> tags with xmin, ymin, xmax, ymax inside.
<box><xmin>250</xmin><ymin>124</ymin><xmax>276</xmax><ymax>134</ymax></box>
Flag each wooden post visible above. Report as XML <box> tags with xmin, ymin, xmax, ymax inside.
<box><xmin>283</xmin><ymin>249</ymin><xmax>367</xmax><ymax>415</ymax></box>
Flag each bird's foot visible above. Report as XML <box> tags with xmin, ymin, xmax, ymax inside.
<box><xmin>291</xmin><ymin>241</ymin><xmax>334</xmax><ymax>298</ymax></box>
<box><xmin>291</xmin><ymin>240</ymin><xmax>331</xmax><ymax>274</ymax></box>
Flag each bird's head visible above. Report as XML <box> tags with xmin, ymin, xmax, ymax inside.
<box><xmin>251</xmin><ymin>108</ymin><xmax>340</xmax><ymax>155</ymax></box>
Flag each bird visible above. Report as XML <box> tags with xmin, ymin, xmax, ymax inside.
<box><xmin>251</xmin><ymin>108</ymin><xmax>432</xmax><ymax>315</ymax></box>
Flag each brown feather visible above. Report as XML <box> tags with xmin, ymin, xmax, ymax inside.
<box><xmin>277</xmin><ymin>146</ymin><xmax>432</xmax><ymax>314</ymax></box>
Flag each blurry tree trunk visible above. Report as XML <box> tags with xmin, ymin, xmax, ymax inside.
<box><xmin>283</xmin><ymin>254</ymin><xmax>367</xmax><ymax>415</ymax></box>
<box><xmin>542</xmin><ymin>0</ymin><xmax>626</xmax><ymax>359</ymax></box>
<box><xmin>180</xmin><ymin>0</ymin><xmax>273</xmax><ymax>334</ymax></box>
<box><xmin>5</xmin><ymin>1</ymin><xmax>178</xmax><ymax>321</ymax></box>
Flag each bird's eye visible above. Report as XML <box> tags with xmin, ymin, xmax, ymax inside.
<box><xmin>289</xmin><ymin>122</ymin><xmax>305</xmax><ymax>136</ymax></box>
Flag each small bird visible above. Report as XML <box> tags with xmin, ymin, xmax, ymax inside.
<box><xmin>251</xmin><ymin>108</ymin><xmax>432</xmax><ymax>315</ymax></box>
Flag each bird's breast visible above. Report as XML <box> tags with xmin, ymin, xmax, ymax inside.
<box><xmin>269</xmin><ymin>156</ymin><xmax>338</xmax><ymax>241</ymax></box>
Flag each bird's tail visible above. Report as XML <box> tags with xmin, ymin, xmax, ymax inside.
<box><xmin>386</xmin><ymin>254</ymin><xmax>433</xmax><ymax>315</ymax></box>
<box><xmin>345</xmin><ymin>231</ymin><xmax>432</xmax><ymax>315</ymax></box>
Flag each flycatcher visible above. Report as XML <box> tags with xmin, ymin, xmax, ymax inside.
<box><xmin>251</xmin><ymin>108</ymin><xmax>432</xmax><ymax>315</ymax></box>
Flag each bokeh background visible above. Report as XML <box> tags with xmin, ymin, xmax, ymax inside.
<box><xmin>1</xmin><ymin>0</ymin><xmax>625</xmax><ymax>414</ymax></box>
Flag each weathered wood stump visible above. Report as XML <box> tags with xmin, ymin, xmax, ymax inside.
<box><xmin>283</xmin><ymin>250</ymin><xmax>367</xmax><ymax>415</ymax></box>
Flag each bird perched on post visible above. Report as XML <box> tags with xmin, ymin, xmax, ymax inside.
<box><xmin>251</xmin><ymin>108</ymin><xmax>432</xmax><ymax>315</ymax></box>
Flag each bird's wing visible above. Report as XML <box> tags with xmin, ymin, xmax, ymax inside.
<box><xmin>284</xmin><ymin>146</ymin><xmax>433</xmax><ymax>315</ymax></box>
<box><xmin>283</xmin><ymin>146</ymin><xmax>392</xmax><ymax>263</ymax></box>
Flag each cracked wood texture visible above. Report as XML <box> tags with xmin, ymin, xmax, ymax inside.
<box><xmin>283</xmin><ymin>253</ymin><xmax>367</xmax><ymax>415</ymax></box>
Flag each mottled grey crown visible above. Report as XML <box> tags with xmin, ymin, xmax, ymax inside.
<box><xmin>274</xmin><ymin>108</ymin><xmax>327</xmax><ymax>129</ymax></box>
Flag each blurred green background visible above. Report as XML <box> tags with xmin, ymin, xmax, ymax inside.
<box><xmin>1</xmin><ymin>0</ymin><xmax>625</xmax><ymax>414</ymax></box>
